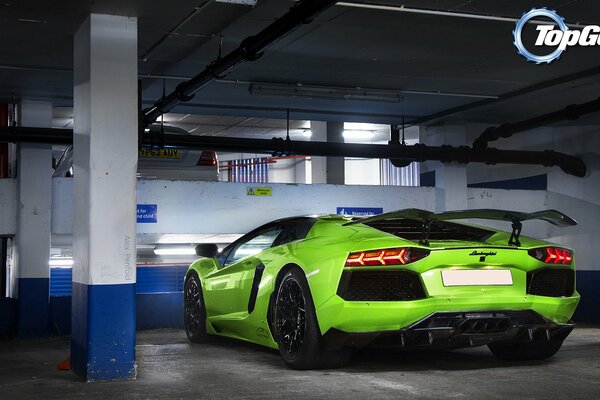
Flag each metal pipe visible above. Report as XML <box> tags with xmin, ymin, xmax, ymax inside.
<box><xmin>0</xmin><ymin>126</ymin><xmax>73</xmax><ymax>145</ymax></box>
<box><xmin>0</xmin><ymin>126</ymin><xmax>585</xmax><ymax>177</ymax></box>
<box><xmin>148</xmin><ymin>134</ymin><xmax>586</xmax><ymax>177</ymax></box>
<box><xmin>407</xmin><ymin>65</ymin><xmax>600</xmax><ymax>127</ymax></box>
<box><xmin>142</xmin><ymin>0</ymin><xmax>338</xmax><ymax>125</ymax></box>
<box><xmin>336</xmin><ymin>2</ymin><xmax>586</xmax><ymax>28</ymax></box>
<box><xmin>474</xmin><ymin>97</ymin><xmax>600</xmax><ymax>149</ymax></box>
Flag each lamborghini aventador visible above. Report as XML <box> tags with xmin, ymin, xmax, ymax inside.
<box><xmin>184</xmin><ymin>209</ymin><xmax>579</xmax><ymax>369</ymax></box>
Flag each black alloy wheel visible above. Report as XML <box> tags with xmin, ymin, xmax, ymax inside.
<box><xmin>274</xmin><ymin>268</ymin><xmax>351</xmax><ymax>370</ymax></box>
<box><xmin>184</xmin><ymin>272</ymin><xmax>210</xmax><ymax>342</ymax></box>
<box><xmin>275</xmin><ymin>276</ymin><xmax>307</xmax><ymax>360</ymax></box>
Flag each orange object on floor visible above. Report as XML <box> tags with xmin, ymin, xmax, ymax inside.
<box><xmin>57</xmin><ymin>356</ymin><xmax>70</xmax><ymax>371</ymax></box>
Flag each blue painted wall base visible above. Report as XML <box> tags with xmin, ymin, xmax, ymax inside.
<box><xmin>573</xmin><ymin>270</ymin><xmax>600</xmax><ymax>324</ymax></box>
<box><xmin>468</xmin><ymin>174</ymin><xmax>548</xmax><ymax>190</ymax></box>
<box><xmin>0</xmin><ymin>298</ymin><xmax>18</xmax><ymax>338</ymax></box>
<box><xmin>137</xmin><ymin>293</ymin><xmax>184</xmax><ymax>330</ymax></box>
<box><xmin>71</xmin><ymin>282</ymin><xmax>136</xmax><ymax>381</ymax></box>
<box><xmin>49</xmin><ymin>293</ymin><xmax>184</xmax><ymax>335</ymax></box>
<box><xmin>17</xmin><ymin>278</ymin><xmax>50</xmax><ymax>338</ymax></box>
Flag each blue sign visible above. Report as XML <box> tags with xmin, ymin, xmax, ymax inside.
<box><xmin>137</xmin><ymin>204</ymin><xmax>157</xmax><ymax>223</ymax></box>
<box><xmin>336</xmin><ymin>207</ymin><xmax>383</xmax><ymax>217</ymax></box>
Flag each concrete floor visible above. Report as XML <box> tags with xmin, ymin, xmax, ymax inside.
<box><xmin>1</xmin><ymin>328</ymin><xmax>599</xmax><ymax>399</ymax></box>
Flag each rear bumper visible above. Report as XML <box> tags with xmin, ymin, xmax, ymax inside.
<box><xmin>322</xmin><ymin>310</ymin><xmax>574</xmax><ymax>350</ymax></box>
<box><xmin>316</xmin><ymin>292</ymin><xmax>580</xmax><ymax>334</ymax></box>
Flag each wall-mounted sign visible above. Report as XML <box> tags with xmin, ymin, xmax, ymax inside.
<box><xmin>137</xmin><ymin>204</ymin><xmax>157</xmax><ymax>223</ymax></box>
<box><xmin>247</xmin><ymin>187</ymin><xmax>272</xmax><ymax>196</ymax></box>
<box><xmin>336</xmin><ymin>207</ymin><xmax>383</xmax><ymax>217</ymax></box>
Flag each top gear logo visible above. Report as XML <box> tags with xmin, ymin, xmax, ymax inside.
<box><xmin>513</xmin><ymin>8</ymin><xmax>600</xmax><ymax>64</ymax></box>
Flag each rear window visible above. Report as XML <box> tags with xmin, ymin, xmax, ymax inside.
<box><xmin>365</xmin><ymin>219</ymin><xmax>494</xmax><ymax>242</ymax></box>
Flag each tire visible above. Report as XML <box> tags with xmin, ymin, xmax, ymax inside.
<box><xmin>184</xmin><ymin>272</ymin><xmax>211</xmax><ymax>343</ymax></box>
<box><xmin>488</xmin><ymin>339</ymin><xmax>564</xmax><ymax>361</ymax></box>
<box><xmin>273</xmin><ymin>267</ymin><xmax>351</xmax><ymax>370</ymax></box>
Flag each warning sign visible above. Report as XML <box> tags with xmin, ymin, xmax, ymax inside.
<box><xmin>247</xmin><ymin>187</ymin><xmax>272</xmax><ymax>196</ymax></box>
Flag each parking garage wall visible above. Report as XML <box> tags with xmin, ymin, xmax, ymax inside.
<box><xmin>0</xmin><ymin>179</ymin><xmax>16</xmax><ymax>235</ymax></box>
<box><xmin>2</xmin><ymin>176</ymin><xmax>598</xmax><ymax>335</ymax></box>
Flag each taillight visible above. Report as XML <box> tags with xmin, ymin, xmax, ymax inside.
<box><xmin>528</xmin><ymin>247</ymin><xmax>573</xmax><ymax>265</ymax></box>
<box><xmin>345</xmin><ymin>247</ymin><xmax>430</xmax><ymax>267</ymax></box>
<box><xmin>197</xmin><ymin>151</ymin><xmax>217</xmax><ymax>166</ymax></box>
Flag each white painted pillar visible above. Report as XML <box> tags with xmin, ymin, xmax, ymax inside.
<box><xmin>14</xmin><ymin>100</ymin><xmax>53</xmax><ymax>338</ymax></box>
<box><xmin>422</xmin><ymin>124</ymin><xmax>468</xmax><ymax>211</ymax></box>
<box><xmin>72</xmin><ymin>14</ymin><xmax>138</xmax><ymax>381</ymax></box>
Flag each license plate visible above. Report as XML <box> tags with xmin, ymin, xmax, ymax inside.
<box><xmin>139</xmin><ymin>148</ymin><xmax>181</xmax><ymax>159</ymax></box>
<box><xmin>441</xmin><ymin>269</ymin><xmax>513</xmax><ymax>286</ymax></box>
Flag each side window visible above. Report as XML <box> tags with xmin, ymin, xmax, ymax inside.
<box><xmin>217</xmin><ymin>246</ymin><xmax>232</xmax><ymax>266</ymax></box>
<box><xmin>224</xmin><ymin>226</ymin><xmax>285</xmax><ymax>266</ymax></box>
<box><xmin>274</xmin><ymin>218</ymin><xmax>317</xmax><ymax>246</ymax></box>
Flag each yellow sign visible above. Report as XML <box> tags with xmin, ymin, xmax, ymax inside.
<box><xmin>247</xmin><ymin>187</ymin><xmax>272</xmax><ymax>196</ymax></box>
<box><xmin>139</xmin><ymin>148</ymin><xmax>181</xmax><ymax>159</ymax></box>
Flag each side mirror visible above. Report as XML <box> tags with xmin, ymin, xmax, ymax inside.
<box><xmin>195</xmin><ymin>243</ymin><xmax>219</xmax><ymax>258</ymax></box>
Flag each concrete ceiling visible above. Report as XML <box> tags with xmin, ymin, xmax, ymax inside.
<box><xmin>1</xmin><ymin>0</ymin><xmax>600</xmax><ymax>127</ymax></box>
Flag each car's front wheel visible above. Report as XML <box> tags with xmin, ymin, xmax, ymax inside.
<box><xmin>488</xmin><ymin>339</ymin><xmax>564</xmax><ymax>361</ymax></box>
<box><xmin>274</xmin><ymin>268</ymin><xmax>350</xmax><ymax>369</ymax></box>
<box><xmin>184</xmin><ymin>272</ymin><xmax>210</xmax><ymax>343</ymax></box>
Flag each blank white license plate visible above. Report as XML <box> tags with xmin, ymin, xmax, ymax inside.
<box><xmin>441</xmin><ymin>269</ymin><xmax>513</xmax><ymax>286</ymax></box>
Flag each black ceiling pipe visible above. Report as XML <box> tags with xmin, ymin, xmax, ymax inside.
<box><xmin>141</xmin><ymin>0</ymin><xmax>337</xmax><ymax>125</ymax></box>
<box><xmin>1</xmin><ymin>126</ymin><xmax>585</xmax><ymax>177</ymax></box>
<box><xmin>145</xmin><ymin>134</ymin><xmax>587</xmax><ymax>177</ymax></box>
<box><xmin>473</xmin><ymin>97</ymin><xmax>600</xmax><ymax>149</ymax></box>
<box><xmin>407</xmin><ymin>65</ymin><xmax>600</xmax><ymax>127</ymax></box>
<box><xmin>0</xmin><ymin>126</ymin><xmax>73</xmax><ymax>145</ymax></box>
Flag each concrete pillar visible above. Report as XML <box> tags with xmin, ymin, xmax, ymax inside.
<box><xmin>326</xmin><ymin>121</ymin><xmax>345</xmax><ymax>185</ymax></box>
<box><xmin>422</xmin><ymin>125</ymin><xmax>468</xmax><ymax>212</ymax></box>
<box><xmin>310</xmin><ymin>121</ymin><xmax>345</xmax><ymax>184</ymax></box>
<box><xmin>15</xmin><ymin>100</ymin><xmax>53</xmax><ymax>338</ymax></box>
<box><xmin>294</xmin><ymin>157</ymin><xmax>308</xmax><ymax>184</ymax></box>
<box><xmin>72</xmin><ymin>14</ymin><xmax>138</xmax><ymax>381</ymax></box>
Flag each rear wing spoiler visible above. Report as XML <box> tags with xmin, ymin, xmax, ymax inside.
<box><xmin>345</xmin><ymin>208</ymin><xmax>577</xmax><ymax>246</ymax></box>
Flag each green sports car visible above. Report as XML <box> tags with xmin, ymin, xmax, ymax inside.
<box><xmin>184</xmin><ymin>208</ymin><xmax>579</xmax><ymax>369</ymax></box>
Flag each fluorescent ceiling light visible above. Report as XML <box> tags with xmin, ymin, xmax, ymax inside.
<box><xmin>343</xmin><ymin>130</ymin><xmax>375</xmax><ymax>140</ymax></box>
<box><xmin>156</xmin><ymin>233</ymin><xmax>243</xmax><ymax>244</ymax></box>
<box><xmin>344</xmin><ymin>122</ymin><xmax>385</xmax><ymax>131</ymax></box>
<box><xmin>249</xmin><ymin>83</ymin><xmax>403</xmax><ymax>103</ymax></box>
<box><xmin>216</xmin><ymin>0</ymin><xmax>256</xmax><ymax>5</ymax></box>
<box><xmin>335</xmin><ymin>2</ymin><xmax>581</xmax><ymax>29</ymax></box>
<box><xmin>154</xmin><ymin>246</ymin><xmax>196</xmax><ymax>256</ymax></box>
<box><xmin>49</xmin><ymin>258</ymin><xmax>73</xmax><ymax>267</ymax></box>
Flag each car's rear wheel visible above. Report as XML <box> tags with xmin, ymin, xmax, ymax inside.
<box><xmin>274</xmin><ymin>268</ymin><xmax>350</xmax><ymax>369</ymax></box>
<box><xmin>184</xmin><ymin>272</ymin><xmax>210</xmax><ymax>343</ymax></box>
<box><xmin>488</xmin><ymin>339</ymin><xmax>564</xmax><ymax>361</ymax></box>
